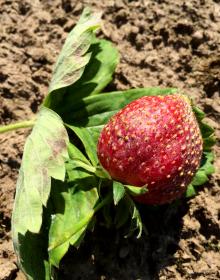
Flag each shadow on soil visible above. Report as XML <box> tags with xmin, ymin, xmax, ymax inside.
<box><xmin>58</xmin><ymin>199</ymin><xmax>189</xmax><ymax>280</ymax></box>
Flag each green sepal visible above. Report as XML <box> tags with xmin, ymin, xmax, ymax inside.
<box><xmin>124</xmin><ymin>185</ymin><xmax>148</xmax><ymax>196</ymax></box>
<box><xmin>125</xmin><ymin>195</ymin><xmax>143</xmax><ymax>238</ymax></box>
<box><xmin>203</xmin><ymin>137</ymin><xmax>216</xmax><ymax>152</ymax></box>
<box><xmin>192</xmin><ymin>105</ymin><xmax>216</xmax><ymax>152</ymax></box>
<box><xmin>113</xmin><ymin>181</ymin><xmax>126</xmax><ymax>205</ymax></box>
<box><xmin>185</xmin><ymin>104</ymin><xmax>215</xmax><ymax>197</ymax></box>
<box><xmin>193</xmin><ymin>106</ymin><xmax>205</xmax><ymax>121</ymax></box>
<box><xmin>185</xmin><ymin>184</ymin><xmax>196</xmax><ymax>198</ymax></box>
<box><xmin>186</xmin><ymin>151</ymin><xmax>215</xmax><ymax>197</ymax></box>
<box><xmin>199</xmin><ymin>122</ymin><xmax>215</xmax><ymax>138</ymax></box>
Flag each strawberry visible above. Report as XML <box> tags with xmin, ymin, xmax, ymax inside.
<box><xmin>97</xmin><ymin>94</ymin><xmax>203</xmax><ymax>205</ymax></box>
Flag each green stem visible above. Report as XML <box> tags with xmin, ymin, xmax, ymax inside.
<box><xmin>48</xmin><ymin>193</ymin><xmax>112</xmax><ymax>251</ymax></box>
<box><xmin>70</xmin><ymin>158</ymin><xmax>96</xmax><ymax>173</ymax></box>
<box><xmin>94</xmin><ymin>192</ymin><xmax>112</xmax><ymax>212</ymax></box>
<box><xmin>0</xmin><ymin>119</ymin><xmax>35</xmax><ymax>134</ymax></box>
<box><xmin>48</xmin><ymin>213</ymin><xmax>93</xmax><ymax>251</ymax></box>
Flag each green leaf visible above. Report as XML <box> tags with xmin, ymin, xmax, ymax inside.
<box><xmin>67</xmin><ymin>125</ymin><xmax>98</xmax><ymax>166</ymax></box>
<box><xmin>67</xmin><ymin>142</ymin><xmax>91</xmax><ymax>165</ymax></box>
<box><xmin>66</xmin><ymin>142</ymin><xmax>94</xmax><ymax>181</ymax></box>
<box><xmin>191</xmin><ymin>151</ymin><xmax>215</xmax><ymax>187</ymax></box>
<box><xmin>12</xmin><ymin>107</ymin><xmax>69</xmax><ymax>233</ymax></box>
<box><xmin>16</xmin><ymin>203</ymin><xmax>54</xmax><ymax>280</ymax></box>
<box><xmin>203</xmin><ymin>136</ymin><xmax>216</xmax><ymax>151</ymax></box>
<box><xmin>192</xmin><ymin>105</ymin><xmax>215</xmax><ymax>153</ymax></box>
<box><xmin>48</xmin><ymin>180</ymin><xmax>99</xmax><ymax>267</ymax></box>
<box><xmin>44</xmin><ymin>8</ymin><xmax>101</xmax><ymax>108</ymax></box>
<box><xmin>193</xmin><ymin>106</ymin><xmax>205</xmax><ymax>121</ymax></box>
<box><xmin>192</xmin><ymin>170</ymin><xmax>209</xmax><ymax>186</ymax></box>
<box><xmin>65</xmin><ymin>87</ymin><xmax>177</xmax><ymax>125</ymax></box>
<box><xmin>66</xmin><ymin>161</ymin><xmax>93</xmax><ymax>182</ymax></box>
<box><xmin>199</xmin><ymin>122</ymin><xmax>215</xmax><ymax>138</ymax></box>
<box><xmin>185</xmin><ymin>103</ymin><xmax>215</xmax><ymax>197</ymax></box>
<box><xmin>185</xmin><ymin>184</ymin><xmax>196</xmax><ymax>198</ymax></box>
<box><xmin>16</xmin><ymin>231</ymin><xmax>51</xmax><ymax>280</ymax></box>
<box><xmin>95</xmin><ymin>165</ymin><xmax>111</xmax><ymax>179</ymax></box>
<box><xmin>125</xmin><ymin>195</ymin><xmax>143</xmax><ymax>238</ymax></box>
<box><xmin>199</xmin><ymin>152</ymin><xmax>215</xmax><ymax>175</ymax></box>
<box><xmin>12</xmin><ymin>107</ymin><xmax>68</xmax><ymax>279</ymax></box>
<box><xmin>113</xmin><ymin>181</ymin><xmax>126</xmax><ymax>205</ymax></box>
<box><xmin>68</xmin><ymin>158</ymin><xmax>96</xmax><ymax>173</ymax></box>
<box><xmin>185</xmin><ymin>152</ymin><xmax>215</xmax><ymax>198</ymax></box>
<box><xmin>124</xmin><ymin>185</ymin><xmax>148</xmax><ymax>196</ymax></box>
<box><xmin>58</xmin><ymin>38</ymin><xmax>119</xmax><ymax>114</ymax></box>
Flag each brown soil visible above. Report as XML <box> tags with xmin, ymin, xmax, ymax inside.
<box><xmin>0</xmin><ymin>0</ymin><xmax>220</xmax><ymax>280</ymax></box>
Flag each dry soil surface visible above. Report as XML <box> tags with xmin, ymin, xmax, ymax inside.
<box><xmin>0</xmin><ymin>0</ymin><xmax>220</xmax><ymax>280</ymax></box>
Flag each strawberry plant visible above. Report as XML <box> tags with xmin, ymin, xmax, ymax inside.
<box><xmin>0</xmin><ymin>8</ymin><xmax>215</xmax><ymax>280</ymax></box>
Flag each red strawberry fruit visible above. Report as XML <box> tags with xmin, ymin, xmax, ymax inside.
<box><xmin>97</xmin><ymin>94</ymin><xmax>203</xmax><ymax>205</ymax></box>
